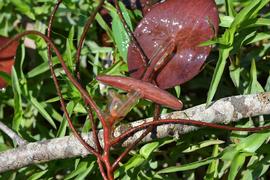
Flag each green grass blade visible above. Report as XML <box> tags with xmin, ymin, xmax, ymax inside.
<box><xmin>30</xmin><ymin>94</ymin><xmax>56</xmax><ymax>129</ymax></box>
<box><xmin>228</xmin><ymin>152</ymin><xmax>247</xmax><ymax>180</ymax></box>
<box><xmin>107</xmin><ymin>1</ymin><xmax>133</xmax><ymax>62</ymax></box>
<box><xmin>204</xmin><ymin>144</ymin><xmax>220</xmax><ymax>180</ymax></box>
<box><xmin>26</xmin><ymin>57</ymin><xmax>59</xmax><ymax>78</ymax></box>
<box><xmin>57</xmin><ymin>101</ymin><xmax>76</xmax><ymax>137</ymax></box>
<box><xmin>158</xmin><ymin>157</ymin><xmax>217</xmax><ymax>174</ymax></box>
<box><xmin>96</xmin><ymin>13</ymin><xmax>113</xmax><ymax>40</ymax></box>
<box><xmin>28</xmin><ymin>170</ymin><xmax>48</xmax><ymax>180</ymax></box>
<box><xmin>11</xmin><ymin>67</ymin><xmax>23</xmax><ymax>132</ymax></box>
<box><xmin>206</xmin><ymin>48</ymin><xmax>232</xmax><ymax>105</ymax></box>
<box><xmin>245</xmin><ymin>59</ymin><xmax>264</xmax><ymax>94</ymax></box>
<box><xmin>225</xmin><ymin>0</ymin><xmax>236</xmax><ymax>17</ymax></box>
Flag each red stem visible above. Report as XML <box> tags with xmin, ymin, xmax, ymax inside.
<box><xmin>97</xmin><ymin>158</ymin><xmax>108</xmax><ymax>180</ymax></box>
<box><xmin>46</xmin><ymin>2</ymin><xmax>103</xmax><ymax>157</ymax></box>
<box><xmin>112</xmin><ymin>104</ymin><xmax>161</xmax><ymax>171</ymax></box>
<box><xmin>75</xmin><ymin>0</ymin><xmax>105</xmax><ymax>81</ymax></box>
<box><xmin>47</xmin><ymin>0</ymin><xmax>102</xmax><ymax>157</ymax></box>
<box><xmin>103</xmin><ymin>126</ymin><xmax>114</xmax><ymax>180</ymax></box>
<box><xmin>87</xmin><ymin>108</ymin><xmax>103</xmax><ymax>153</ymax></box>
<box><xmin>73</xmin><ymin>0</ymin><xmax>105</xmax><ymax>152</ymax></box>
<box><xmin>7</xmin><ymin>31</ymin><xmax>107</xmax><ymax>127</ymax></box>
<box><xmin>47</xmin><ymin>0</ymin><xmax>103</xmax><ymax>163</ymax></box>
<box><xmin>0</xmin><ymin>31</ymin><xmax>104</xmax><ymax>158</ymax></box>
<box><xmin>111</xmin><ymin>118</ymin><xmax>270</xmax><ymax>146</ymax></box>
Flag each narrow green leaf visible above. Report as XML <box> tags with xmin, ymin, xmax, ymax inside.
<box><xmin>30</xmin><ymin>94</ymin><xmax>56</xmax><ymax>129</ymax></box>
<box><xmin>96</xmin><ymin>13</ymin><xmax>113</xmax><ymax>40</ymax></box>
<box><xmin>65</xmin><ymin>161</ymin><xmax>88</xmax><ymax>180</ymax></box>
<box><xmin>245</xmin><ymin>59</ymin><xmax>264</xmax><ymax>94</ymax></box>
<box><xmin>206</xmin><ymin>48</ymin><xmax>232</xmax><ymax>105</ymax></box>
<box><xmin>174</xmin><ymin>86</ymin><xmax>181</xmax><ymax>98</ymax></box>
<box><xmin>183</xmin><ymin>140</ymin><xmax>224</xmax><ymax>153</ymax></box>
<box><xmin>45</xmin><ymin>104</ymin><xmax>62</xmax><ymax>122</ymax></box>
<box><xmin>265</xmin><ymin>73</ymin><xmax>270</xmax><ymax>91</ymax></box>
<box><xmin>28</xmin><ymin>170</ymin><xmax>48</xmax><ymax>180</ymax></box>
<box><xmin>245</xmin><ymin>32</ymin><xmax>270</xmax><ymax>45</ymax></box>
<box><xmin>57</xmin><ymin>101</ymin><xmax>76</xmax><ymax>137</ymax></box>
<box><xmin>107</xmin><ymin>2</ymin><xmax>133</xmax><ymax>62</ymax></box>
<box><xmin>75</xmin><ymin>161</ymin><xmax>95</xmax><ymax>180</ymax></box>
<box><xmin>225</xmin><ymin>0</ymin><xmax>236</xmax><ymax>17</ymax></box>
<box><xmin>17</xmin><ymin>43</ymin><xmax>25</xmax><ymax>79</ymax></box>
<box><xmin>228</xmin><ymin>153</ymin><xmax>247</xmax><ymax>180</ymax></box>
<box><xmin>140</xmin><ymin>142</ymin><xmax>159</xmax><ymax>159</ymax></box>
<box><xmin>205</xmin><ymin>144</ymin><xmax>220</xmax><ymax>180</ymax></box>
<box><xmin>242</xmin><ymin>154</ymin><xmax>270</xmax><ymax>179</ymax></box>
<box><xmin>219</xmin><ymin>15</ymin><xmax>234</xmax><ymax>27</ymax></box>
<box><xmin>26</xmin><ymin>58</ymin><xmax>59</xmax><ymax>78</ymax></box>
<box><xmin>11</xmin><ymin>67</ymin><xmax>23</xmax><ymax>132</ymax></box>
<box><xmin>243</xmin><ymin>18</ymin><xmax>270</xmax><ymax>29</ymax></box>
<box><xmin>221</xmin><ymin>145</ymin><xmax>239</xmax><ymax>161</ymax></box>
<box><xmin>114</xmin><ymin>154</ymin><xmax>145</xmax><ymax>178</ymax></box>
<box><xmin>63</xmin><ymin>26</ymin><xmax>75</xmax><ymax>69</ymax></box>
<box><xmin>237</xmin><ymin>132</ymin><xmax>270</xmax><ymax>153</ymax></box>
<box><xmin>231</xmin><ymin>0</ymin><xmax>261</xmax><ymax>29</ymax></box>
<box><xmin>229</xmin><ymin>62</ymin><xmax>241</xmax><ymax>88</ymax></box>
<box><xmin>158</xmin><ymin>157</ymin><xmax>217</xmax><ymax>174</ymax></box>
<box><xmin>10</xmin><ymin>0</ymin><xmax>35</xmax><ymax>19</ymax></box>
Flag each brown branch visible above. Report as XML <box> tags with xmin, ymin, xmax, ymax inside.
<box><xmin>0</xmin><ymin>92</ymin><xmax>269</xmax><ymax>173</ymax></box>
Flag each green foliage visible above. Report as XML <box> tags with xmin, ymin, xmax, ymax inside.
<box><xmin>206</xmin><ymin>0</ymin><xmax>270</xmax><ymax>105</ymax></box>
<box><xmin>0</xmin><ymin>0</ymin><xmax>269</xmax><ymax>179</ymax></box>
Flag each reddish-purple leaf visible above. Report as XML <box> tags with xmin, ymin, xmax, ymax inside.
<box><xmin>139</xmin><ymin>0</ymin><xmax>160</xmax><ymax>14</ymax></box>
<box><xmin>127</xmin><ymin>0</ymin><xmax>219</xmax><ymax>89</ymax></box>
<box><xmin>97</xmin><ymin>75</ymin><xmax>183</xmax><ymax>110</ymax></box>
<box><xmin>0</xmin><ymin>36</ymin><xmax>19</xmax><ymax>88</ymax></box>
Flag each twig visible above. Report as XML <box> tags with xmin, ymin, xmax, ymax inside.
<box><xmin>0</xmin><ymin>92</ymin><xmax>269</xmax><ymax>172</ymax></box>
<box><xmin>0</xmin><ymin>30</ymin><xmax>102</xmax><ymax>157</ymax></box>
<box><xmin>75</xmin><ymin>0</ymin><xmax>105</xmax><ymax>81</ymax></box>
<box><xmin>112</xmin><ymin>104</ymin><xmax>161</xmax><ymax>170</ymax></box>
<box><xmin>0</xmin><ymin>121</ymin><xmax>27</xmax><ymax>146</ymax></box>
<box><xmin>0</xmin><ymin>30</ymin><xmax>107</xmax><ymax>133</ymax></box>
<box><xmin>46</xmin><ymin>0</ymin><xmax>101</xmax><ymax>159</ymax></box>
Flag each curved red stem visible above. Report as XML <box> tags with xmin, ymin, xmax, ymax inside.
<box><xmin>73</xmin><ymin>0</ymin><xmax>105</xmax><ymax>152</ymax></box>
<box><xmin>46</xmin><ymin>5</ymin><xmax>109</xmax><ymax>180</ymax></box>
<box><xmin>0</xmin><ymin>30</ymin><xmax>105</xmax><ymax>158</ymax></box>
<box><xmin>3</xmin><ymin>31</ymin><xmax>106</xmax><ymax>127</ymax></box>
<box><xmin>97</xmin><ymin>158</ymin><xmax>108</xmax><ymax>180</ymax></box>
<box><xmin>75</xmin><ymin>0</ymin><xmax>105</xmax><ymax>81</ymax></box>
<box><xmin>111</xmin><ymin>118</ymin><xmax>270</xmax><ymax>146</ymax></box>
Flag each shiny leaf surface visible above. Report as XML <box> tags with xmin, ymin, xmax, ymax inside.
<box><xmin>128</xmin><ymin>0</ymin><xmax>219</xmax><ymax>89</ymax></box>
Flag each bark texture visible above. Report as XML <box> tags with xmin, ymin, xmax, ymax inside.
<box><xmin>0</xmin><ymin>92</ymin><xmax>269</xmax><ymax>173</ymax></box>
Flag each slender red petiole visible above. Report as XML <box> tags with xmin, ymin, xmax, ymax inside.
<box><xmin>75</xmin><ymin>0</ymin><xmax>105</xmax><ymax>81</ymax></box>
<box><xmin>111</xmin><ymin>118</ymin><xmax>270</xmax><ymax>146</ymax></box>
